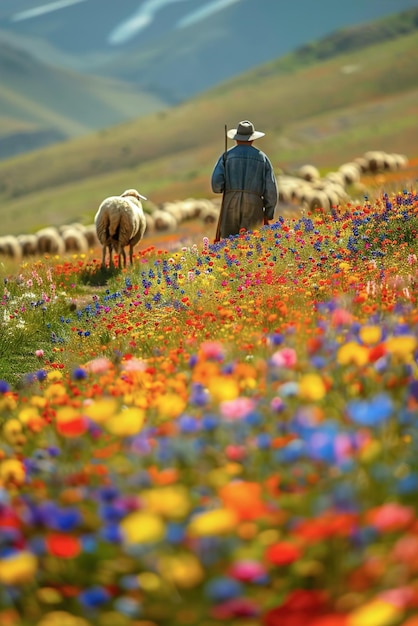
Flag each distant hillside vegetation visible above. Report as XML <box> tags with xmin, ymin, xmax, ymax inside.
<box><xmin>0</xmin><ymin>18</ymin><xmax>417</xmax><ymax>235</ymax></box>
<box><xmin>227</xmin><ymin>6</ymin><xmax>418</xmax><ymax>82</ymax></box>
<box><xmin>294</xmin><ymin>6</ymin><xmax>418</xmax><ymax>65</ymax></box>
<box><xmin>0</xmin><ymin>41</ymin><xmax>168</xmax><ymax>159</ymax></box>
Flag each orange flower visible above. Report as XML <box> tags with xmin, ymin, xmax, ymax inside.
<box><xmin>219</xmin><ymin>481</ymin><xmax>267</xmax><ymax>521</ymax></box>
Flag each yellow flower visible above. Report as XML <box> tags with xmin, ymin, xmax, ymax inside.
<box><xmin>187</xmin><ymin>508</ymin><xmax>238</xmax><ymax>537</ymax></box>
<box><xmin>46</xmin><ymin>371</ymin><xmax>63</xmax><ymax>382</ymax></box>
<box><xmin>30</xmin><ymin>396</ymin><xmax>48</xmax><ymax>408</ymax></box>
<box><xmin>337</xmin><ymin>342</ymin><xmax>369</xmax><ymax>367</ymax></box>
<box><xmin>83</xmin><ymin>399</ymin><xmax>118</xmax><ymax>424</ymax></box>
<box><xmin>298</xmin><ymin>373</ymin><xmax>326</xmax><ymax>401</ymax></box>
<box><xmin>347</xmin><ymin>598</ymin><xmax>401</xmax><ymax>626</ymax></box>
<box><xmin>385</xmin><ymin>335</ymin><xmax>417</xmax><ymax>359</ymax></box>
<box><xmin>153</xmin><ymin>393</ymin><xmax>186</xmax><ymax>421</ymax></box>
<box><xmin>159</xmin><ymin>554</ymin><xmax>204</xmax><ymax>589</ymax></box>
<box><xmin>105</xmin><ymin>407</ymin><xmax>145</xmax><ymax>436</ymax></box>
<box><xmin>359</xmin><ymin>325</ymin><xmax>382</xmax><ymax>345</ymax></box>
<box><xmin>141</xmin><ymin>486</ymin><xmax>190</xmax><ymax>519</ymax></box>
<box><xmin>44</xmin><ymin>383</ymin><xmax>66</xmax><ymax>399</ymax></box>
<box><xmin>0</xmin><ymin>551</ymin><xmax>37</xmax><ymax>585</ymax></box>
<box><xmin>208</xmin><ymin>377</ymin><xmax>240</xmax><ymax>403</ymax></box>
<box><xmin>2</xmin><ymin>419</ymin><xmax>22</xmax><ymax>444</ymax></box>
<box><xmin>36</xmin><ymin>612</ymin><xmax>91</xmax><ymax>626</ymax></box>
<box><xmin>120</xmin><ymin>512</ymin><xmax>165</xmax><ymax>544</ymax></box>
<box><xmin>19</xmin><ymin>407</ymin><xmax>41</xmax><ymax>425</ymax></box>
<box><xmin>0</xmin><ymin>459</ymin><xmax>26</xmax><ymax>485</ymax></box>
<box><xmin>137</xmin><ymin>572</ymin><xmax>161</xmax><ymax>592</ymax></box>
<box><xmin>339</xmin><ymin>262</ymin><xmax>351</xmax><ymax>271</ymax></box>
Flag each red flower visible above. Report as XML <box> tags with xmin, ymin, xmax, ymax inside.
<box><xmin>264</xmin><ymin>541</ymin><xmax>302</xmax><ymax>566</ymax></box>
<box><xmin>263</xmin><ymin>590</ymin><xmax>331</xmax><ymax>626</ymax></box>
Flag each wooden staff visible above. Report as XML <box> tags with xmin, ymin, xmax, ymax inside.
<box><xmin>214</xmin><ymin>124</ymin><xmax>228</xmax><ymax>243</ymax></box>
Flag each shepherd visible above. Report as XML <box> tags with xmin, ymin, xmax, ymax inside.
<box><xmin>211</xmin><ymin>120</ymin><xmax>278</xmax><ymax>241</ymax></box>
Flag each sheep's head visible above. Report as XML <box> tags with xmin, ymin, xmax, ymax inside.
<box><xmin>121</xmin><ymin>189</ymin><xmax>147</xmax><ymax>201</ymax></box>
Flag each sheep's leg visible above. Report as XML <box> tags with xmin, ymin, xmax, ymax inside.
<box><xmin>108</xmin><ymin>243</ymin><xmax>114</xmax><ymax>268</ymax></box>
<box><xmin>129</xmin><ymin>245</ymin><xmax>134</xmax><ymax>266</ymax></box>
<box><xmin>121</xmin><ymin>249</ymin><xmax>126</xmax><ymax>268</ymax></box>
<box><xmin>101</xmin><ymin>245</ymin><xmax>106</xmax><ymax>268</ymax></box>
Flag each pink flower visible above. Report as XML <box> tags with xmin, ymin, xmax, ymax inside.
<box><xmin>200</xmin><ymin>341</ymin><xmax>225</xmax><ymax>361</ymax></box>
<box><xmin>331</xmin><ymin>308</ymin><xmax>353</xmax><ymax>326</ymax></box>
<box><xmin>270</xmin><ymin>347</ymin><xmax>297</xmax><ymax>368</ymax></box>
<box><xmin>84</xmin><ymin>357</ymin><xmax>113</xmax><ymax>374</ymax></box>
<box><xmin>220</xmin><ymin>397</ymin><xmax>255</xmax><ymax>420</ymax></box>
<box><xmin>122</xmin><ymin>358</ymin><xmax>146</xmax><ymax>372</ymax></box>
<box><xmin>229</xmin><ymin>559</ymin><xmax>266</xmax><ymax>582</ymax></box>
<box><xmin>35</xmin><ymin>350</ymin><xmax>44</xmax><ymax>358</ymax></box>
<box><xmin>367</xmin><ymin>502</ymin><xmax>415</xmax><ymax>532</ymax></box>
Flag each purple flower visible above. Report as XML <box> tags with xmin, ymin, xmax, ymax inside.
<box><xmin>0</xmin><ymin>380</ymin><xmax>10</xmax><ymax>393</ymax></box>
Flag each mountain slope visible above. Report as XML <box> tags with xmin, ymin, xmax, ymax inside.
<box><xmin>0</xmin><ymin>41</ymin><xmax>168</xmax><ymax>158</ymax></box>
<box><xmin>0</xmin><ymin>24</ymin><xmax>417</xmax><ymax>235</ymax></box>
<box><xmin>1</xmin><ymin>0</ymin><xmax>418</xmax><ymax>102</ymax></box>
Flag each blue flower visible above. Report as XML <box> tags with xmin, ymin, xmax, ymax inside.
<box><xmin>79</xmin><ymin>586</ymin><xmax>110</xmax><ymax>608</ymax></box>
<box><xmin>347</xmin><ymin>393</ymin><xmax>393</xmax><ymax>426</ymax></box>
<box><xmin>0</xmin><ymin>380</ymin><xmax>10</xmax><ymax>393</ymax></box>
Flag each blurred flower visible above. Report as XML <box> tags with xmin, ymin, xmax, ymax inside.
<box><xmin>220</xmin><ymin>397</ymin><xmax>255</xmax><ymax>420</ymax></box>
<box><xmin>299</xmin><ymin>373</ymin><xmax>327</xmax><ymax>401</ymax></box>
<box><xmin>120</xmin><ymin>512</ymin><xmax>165</xmax><ymax>544</ymax></box>
<box><xmin>337</xmin><ymin>342</ymin><xmax>369</xmax><ymax>367</ymax></box>
<box><xmin>105</xmin><ymin>407</ymin><xmax>145</xmax><ymax>436</ymax></box>
<box><xmin>347</xmin><ymin>598</ymin><xmax>402</xmax><ymax>626</ymax></box>
<box><xmin>188</xmin><ymin>508</ymin><xmax>237</xmax><ymax>536</ymax></box>
<box><xmin>159</xmin><ymin>553</ymin><xmax>204</xmax><ymax>588</ymax></box>
<box><xmin>265</xmin><ymin>541</ymin><xmax>302</xmax><ymax>566</ymax></box>
<box><xmin>359</xmin><ymin>325</ymin><xmax>382</xmax><ymax>345</ymax></box>
<box><xmin>270</xmin><ymin>347</ymin><xmax>297</xmax><ymax>368</ymax></box>
<box><xmin>0</xmin><ymin>551</ymin><xmax>37</xmax><ymax>585</ymax></box>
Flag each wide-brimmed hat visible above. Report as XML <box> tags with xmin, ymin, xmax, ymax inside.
<box><xmin>227</xmin><ymin>120</ymin><xmax>265</xmax><ymax>141</ymax></box>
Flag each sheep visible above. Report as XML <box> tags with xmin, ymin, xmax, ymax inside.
<box><xmin>84</xmin><ymin>224</ymin><xmax>100</xmax><ymax>248</ymax></box>
<box><xmin>17</xmin><ymin>234</ymin><xmax>38</xmax><ymax>257</ymax></box>
<box><xmin>61</xmin><ymin>227</ymin><xmax>89</xmax><ymax>254</ymax></box>
<box><xmin>144</xmin><ymin>212</ymin><xmax>155</xmax><ymax>234</ymax></box>
<box><xmin>199</xmin><ymin>204</ymin><xmax>220</xmax><ymax>224</ymax></box>
<box><xmin>297</xmin><ymin>164</ymin><xmax>320</xmax><ymax>182</ymax></box>
<box><xmin>36</xmin><ymin>227</ymin><xmax>66</xmax><ymax>256</ymax></box>
<box><xmin>338</xmin><ymin>163</ymin><xmax>361</xmax><ymax>186</ymax></box>
<box><xmin>0</xmin><ymin>235</ymin><xmax>22</xmax><ymax>261</ymax></box>
<box><xmin>94</xmin><ymin>188</ymin><xmax>147</xmax><ymax>268</ymax></box>
<box><xmin>152</xmin><ymin>209</ymin><xmax>178</xmax><ymax>232</ymax></box>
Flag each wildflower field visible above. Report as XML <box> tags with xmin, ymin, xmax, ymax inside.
<box><xmin>1</xmin><ymin>189</ymin><xmax>418</xmax><ymax>626</ymax></box>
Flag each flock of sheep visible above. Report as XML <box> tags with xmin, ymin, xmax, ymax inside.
<box><xmin>0</xmin><ymin>149</ymin><xmax>409</xmax><ymax>265</ymax></box>
<box><xmin>0</xmin><ymin>196</ymin><xmax>220</xmax><ymax>264</ymax></box>
<box><xmin>278</xmin><ymin>149</ymin><xmax>409</xmax><ymax>211</ymax></box>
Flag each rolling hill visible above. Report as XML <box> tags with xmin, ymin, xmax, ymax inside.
<box><xmin>0</xmin><ymin>16</ymin><xmax>417</xmax><ymax>237</ymax></box>
<box><xmin>1</xmin><ymin>0</ymin><xmax>418</xmax><ymax>103</ymax></box>
<box><xmin>0</xmin><ymin>40</ymin><xmax>168</xmax><ymax>158</ymax></box>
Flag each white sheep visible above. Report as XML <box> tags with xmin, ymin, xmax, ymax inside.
<box><xmin>297</xmin><ymin>164</ymin><xmax>320</xmax><ymax>182</ymax></box>
<box><xmin>61</xmin><ymin>227</ymin><xmax>89</xmax><ymax>254</ymax></box>
<box><xmin>36</xmin><ymin>227</ymin><xmax>66</xmax><ymax>256</ymax></box>
<box><xmin>0</xmin><ymin>235</ymin><xmax>22</xmax><ymax>261</ymax></box>
<box><xmin>83</xmin><ymin>224</ymin><xmax>100</xmax><ymax>248</ymax></box>
<box><xmin>95</xmin><ymin>189</ymin><xmax>147</xmax><ymax>268</ymax></box>
<box><xmin>152</xmin><ymin>209</ymin><xmax>178</xmax><ymax>232</ymax></box>
<box><xmin>17</xmin><ymin>234</ymin><xmax>38</xmax><ymax>257</ymax></box>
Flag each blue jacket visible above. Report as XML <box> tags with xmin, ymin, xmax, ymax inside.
<box><xmin>211</xmin><ymin>144</ymin><xmax>278</xmax><ymax>219</ymax></box>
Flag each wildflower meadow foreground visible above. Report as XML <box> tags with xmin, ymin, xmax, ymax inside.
<box><xmin>1</xmin><ymin>190</ymin><xmax>418</xmax><ymax>626</ymax></box>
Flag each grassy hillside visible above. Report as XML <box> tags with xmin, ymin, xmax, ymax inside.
<box><xmin>0</xmin><ymin>41</ymin><xmax>168</xmax><ymax>156</ymax></box>
<box><xmin>0</xmin><ymin>31</ymin><xmax>417</xmax><ymax>235</ymax></box>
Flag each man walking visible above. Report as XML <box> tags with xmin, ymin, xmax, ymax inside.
<box><xmin>211</xmin><ymin>120</ymin><xmax>278</xmax><ymax>239</ymax></box>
